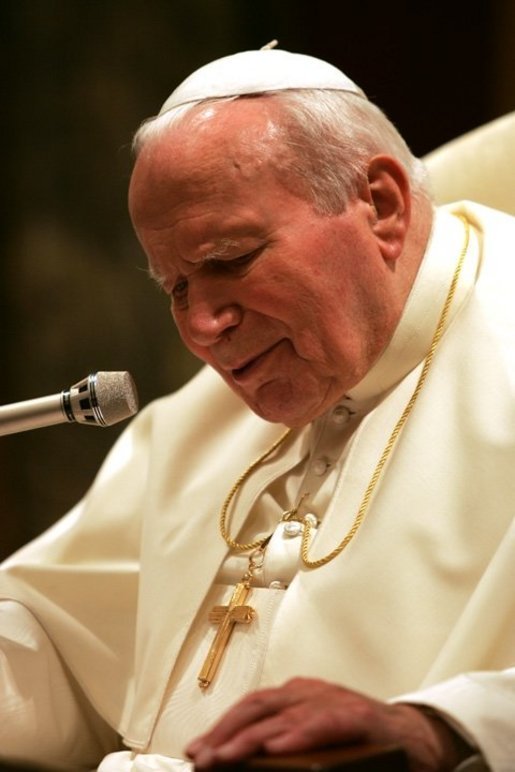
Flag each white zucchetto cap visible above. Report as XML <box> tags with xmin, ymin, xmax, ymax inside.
<box><xmin>158</xmin><ymin>44</ymin><xmax>366</xmax><ymax>115</ymax></box>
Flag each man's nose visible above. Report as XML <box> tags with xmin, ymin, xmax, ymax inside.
<box><xmin>185</xmin><ymin>296</ymin><xmax>243</xmax><ymax>347</ymax></box>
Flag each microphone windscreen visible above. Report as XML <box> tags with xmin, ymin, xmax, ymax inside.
<box><xmin>94</xmin><ymin>371</ymin><xmax>139</xmax><ymax>426</ymax></box>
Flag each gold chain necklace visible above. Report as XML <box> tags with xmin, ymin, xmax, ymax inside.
<box><xmin>219</xmin><ymin>427</ymin><xmax>293</xmax><ymax>552</ymax></box>
<box><xmin>218</xmin><ymin>216</ymin><xmax>471</xmax><ymax>569</ymax></box>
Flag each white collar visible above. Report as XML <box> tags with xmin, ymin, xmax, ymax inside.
<box><xmin>346</xmin><ymin>206</ymin><xmax>479</xmax><ymax>407</ymax></box>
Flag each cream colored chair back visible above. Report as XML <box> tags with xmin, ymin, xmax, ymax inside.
<box><xmin>423</xmin><ymin>112</ymin><xmax>515</xmax><ymax>215</ymax></box>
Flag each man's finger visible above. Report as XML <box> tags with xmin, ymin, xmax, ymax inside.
<box><xmin>188</xmin><ymin>680</ymin><xmax>319</xmax><ymax>754</ymax></box>
<box><xmin>192</xmin><ymin>713</ymin><xmax>290</xmax><ymax>768</ymax></box>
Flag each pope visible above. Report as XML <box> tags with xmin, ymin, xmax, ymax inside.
<box><xmin>1</xmin><ymin>45</ymin><xmax>515</xmax><ymax>772</ymax></box>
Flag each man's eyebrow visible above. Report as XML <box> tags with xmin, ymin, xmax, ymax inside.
<box><xmin>203</xmin><ymin>238</ymin><xmax>240</xmax><ymax>262</ymax></box>
<box><xmin>146</xmin><ymin>237</ymin><xmax>244</xmax><ymax>288</ymax></box>
<box><xmin>147</xmin><ymin>265</ymin><xmax>168</xmax><ymax>289</ymax></box>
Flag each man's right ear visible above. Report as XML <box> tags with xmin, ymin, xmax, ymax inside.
<box><xmin>365</xmin><ymin>154</ymin><xmax>411</xmax><ymax>264</ymax></box>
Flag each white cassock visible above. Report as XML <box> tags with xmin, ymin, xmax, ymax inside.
<box><xmin>1</xmin><ymin>202</ymin><xmax>514</xmax><ymax>771</ymax></box>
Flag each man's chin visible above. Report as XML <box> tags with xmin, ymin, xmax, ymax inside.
<box><xmin>221</xmin><ymin>373</ymin><xmax>322</xmax><ymax>426</ymax></box>
<box><xmin>241</xmin><ymin>392</ymin><xmax>318</xmax><ymax>428</ymax></box>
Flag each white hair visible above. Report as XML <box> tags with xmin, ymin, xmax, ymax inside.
<box><xmin>132</xmin><ymin>89</ymin><xmax>431</xmax><ymax>214</ymax></box>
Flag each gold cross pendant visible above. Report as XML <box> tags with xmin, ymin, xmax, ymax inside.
<box><xmin>198</xmin><ymin>580</ymin><xmax>256</xmax><ymax>689</ymax></box>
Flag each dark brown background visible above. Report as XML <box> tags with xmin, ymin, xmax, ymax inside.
<box><xmin>1</xmin><ymin>0</ymin><xmax>514</xmax><ymax>558</ymax></box>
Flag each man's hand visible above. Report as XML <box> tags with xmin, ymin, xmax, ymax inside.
<box><xmin>185</xmin><ymin>678</ymin><xmax>471</xmax><ymax>771</ymax></box>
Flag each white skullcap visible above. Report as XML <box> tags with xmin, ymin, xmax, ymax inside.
<box><xmin>158</xmin><ymin>45</ymin><xmax>366</xmax><ymax>115</ymax></box>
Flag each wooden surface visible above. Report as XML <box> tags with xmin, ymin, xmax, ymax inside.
<box><xmin>209</xmin><ymin>744</ymin><xmax>409</xmax><ymax>771</ymax></box>
<box><xmin>0</xmin><ymin>745</ymin><xmax>409</xmax><ymax>771</ymax></box>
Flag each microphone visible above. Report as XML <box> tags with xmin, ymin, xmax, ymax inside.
<box><xmin>0</xmin><ymin>372</ymin><xmax>139</xmax><ymax>437</ymax></box>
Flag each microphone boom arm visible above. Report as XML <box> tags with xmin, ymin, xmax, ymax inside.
<box><xmin>0</xmin><ymin>372</ymin><xmax>139</xmax><ymax>437</ymax></box>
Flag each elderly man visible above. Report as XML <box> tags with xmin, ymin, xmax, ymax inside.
<box><xmin>1</xmin><ymin>47</ymin><xmax>514</xmax><ymax>772</ymax></box>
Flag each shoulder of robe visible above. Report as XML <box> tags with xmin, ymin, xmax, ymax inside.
<box><xmin>139</xmin><ymin>365</ymin><xmax>280</xmax><ymax>459</ymax></box>
<box><xmin>440</xmin><ymin>201</ymin><xmax>515</xmax><ymax>324</ymax></box>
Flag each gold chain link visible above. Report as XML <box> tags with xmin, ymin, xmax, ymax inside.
<box><xmin>219</xmin><ymin>428</ymin><xmax>292</xmax><ymax>552</ymax></box>
<box><xmin>219</xmin><ymin>216</ymin><xmax>471</xmax><ymax>568</ymax></box>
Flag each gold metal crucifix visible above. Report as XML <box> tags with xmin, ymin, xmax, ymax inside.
<box><xmin>198</xmin><ymin>580</ymin><xmax>255</xmax><ymax>689</ymax></box>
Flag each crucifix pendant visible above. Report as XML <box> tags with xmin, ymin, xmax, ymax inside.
<box><xmin>198</xmin><ymin>579</ymin><xmax>256</xmax><ymax>690</ymax></box>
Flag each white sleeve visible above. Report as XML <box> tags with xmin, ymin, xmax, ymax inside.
<box><xmin>0</xmin><ymin>600</ymin><xmax>118</xmax><ymax>771</ymax></box>
<box><xmin>393</xmin><ymin>669</ymin><xmax>515</xmax><ymax>772</ymax></box>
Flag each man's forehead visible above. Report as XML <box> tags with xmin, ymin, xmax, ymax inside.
<box><xmin>137</xmin><ymin>178</ymin><xmax>268</xmax><ymax>254</ymax></box>
<box><xmin>131</xmin><ymin>100</ymin><xmax>286</xmax><ymax>208</ymax></box>
<box><xmin>172</xmin><ymin>210</ymin><xmax>266</xmax><ymax>255</ymax></box>
<box><xmin>176</xmin><ymin>96</ymin><xmax>288</xmax><ymax>153</ymax></box>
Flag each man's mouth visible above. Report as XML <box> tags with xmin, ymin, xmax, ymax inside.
<box><xmin>231</xmin><ymin>342</ymin><xmax>283</xmax><ymax>382</ymax></box>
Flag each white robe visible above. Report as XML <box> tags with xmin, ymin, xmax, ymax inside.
<box><xmin>1</xmin><ymin>202</ymin><xmax>514</xmax><ymax>771</ymax></box>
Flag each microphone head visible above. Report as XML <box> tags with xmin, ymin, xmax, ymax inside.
<box><xmin>65</xmin><ymin>371</ymin><xmax>139</xmax><ymax>427</ymax></box>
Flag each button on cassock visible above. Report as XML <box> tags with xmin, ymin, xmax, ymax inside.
<box><xmin>313</xmin><ymin>457</ymin><xmax>330</xmax><ymax>476</ymax></box>
<box><xmin>331</xmin><ymin>404</ymin><xmax>351</xmax><ymax>425</ymax></box>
